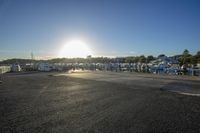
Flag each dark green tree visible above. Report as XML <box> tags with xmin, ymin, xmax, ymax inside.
<box><xmin>147</xmin><ymin>55</ymin><xmax>155</xmax><ymax>63</ymax></box>
<box><xmin>179</xmin><ymin>49</ymin><xmax>192</xmax><ymax>66</ymax></box>
<box><xmin>183</xmin><ymin>49</ymin><xmax>189</xmax><ymax>56</ymax></box>
<box><xmin>139</xmin><ymin>55</ymin><xmax>146</xmax><ymax>63</ymax></box>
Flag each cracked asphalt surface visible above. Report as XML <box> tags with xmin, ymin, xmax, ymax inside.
<box><xmin>0</xmin><ymin>71</ymin><xmax>200</xmax><ymax>133</ymax></box>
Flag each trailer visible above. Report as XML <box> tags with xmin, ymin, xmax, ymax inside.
<box><xmin>38</xmin><ymin>63</ymin><xmax>52</xmax><ymax>72</ymax></box>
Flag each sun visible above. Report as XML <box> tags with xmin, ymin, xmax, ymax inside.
<box><xmin>58</xmin><ymin>40</ymin><xmax>92</xmax><ymax>58</ymax></box>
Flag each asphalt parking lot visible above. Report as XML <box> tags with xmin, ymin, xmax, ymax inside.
<box><xmin>0</xmin><ymin>71</ymin><xmax>200</xmax><ymax>133</ymax></box>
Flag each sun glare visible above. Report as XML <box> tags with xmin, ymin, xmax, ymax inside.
<box><xmin>58</xmin><ymin>40</ymin><xmax>92</xmax><ymax>58</ymax></box>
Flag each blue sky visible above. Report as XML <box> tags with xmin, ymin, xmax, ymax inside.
<box><xmin>0</xmin><ymin>0</ymin><xmax>200</xmax><ymax>60</ymax></box>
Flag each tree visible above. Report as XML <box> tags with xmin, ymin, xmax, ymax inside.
<box><xmin>158</xmin><ymin>54</ymin><xmax>165</xmax><ymax>58</ymax></box>
<box><xmin>134</xmin><ymin>56</ymin><xmax>140</xmax><ymax>63</ymax></box>
<box><xmin>139</xmin><ymin>55</ymin><xmax>146</xmax><ymax>63</ymax></box>
<box><xmin>179</xmin><ymin>49</ymin><xmax>192</xmax><ymax>66</ymax></box>
<box><xmin>196</xmin><ymin>51</ymin><xmax>200</xmax><ymax>62</ymax></box>
<box><xmin>147</xmin><ymin>55</ymin><xmax>155</xmax><ymax>63</ymax></box>
<box><xmin>125</xmin><ymin>57</ymin><xmax>133</xmax><ymax>63</ymax></box>
<box><xmin>183</xmin><ymin>49</ymin><xmax>189</xmax><ymax>56</ymax></box>
<box><xmin>196</xmin><ymin>51</ymin><xmax>200</xmax><ymax>56</ymax></box>
<box><xmin>190</xmin><ymin>56</ymin><xmax>197</xmax><ymax>65</ymax></box>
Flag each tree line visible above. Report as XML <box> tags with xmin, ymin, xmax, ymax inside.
<box><xmin>0</xmin><ymin>50</ymin><xmax>200</xmax><ymax>67</ymax></box>
<box><xmin>179</xmin><ymin>50</ymin><xmax>200</xmax><ymax>67</ymax></box>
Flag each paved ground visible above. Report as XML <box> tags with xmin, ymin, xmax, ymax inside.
<box><xmin>0</xmin><ymin>71</ymin><xmax>200</xmax><ymax>133</ymax></box>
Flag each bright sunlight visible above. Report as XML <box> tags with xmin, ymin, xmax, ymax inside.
<box><xmin>58</xmin><ymin>40</ymin><xmax>93</xmax><ymax>58</ymax></box>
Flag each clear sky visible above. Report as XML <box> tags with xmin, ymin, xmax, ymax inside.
<box><xmin>0</xmin><ymin>0</ymin><xmax>200</xmax><ymax>60</ymax></box>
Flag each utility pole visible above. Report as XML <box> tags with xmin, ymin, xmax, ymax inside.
<box><xmin>30</xmin><ymin>52</ymin><xmax>34</xmax><ymax>71</ymax></box>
